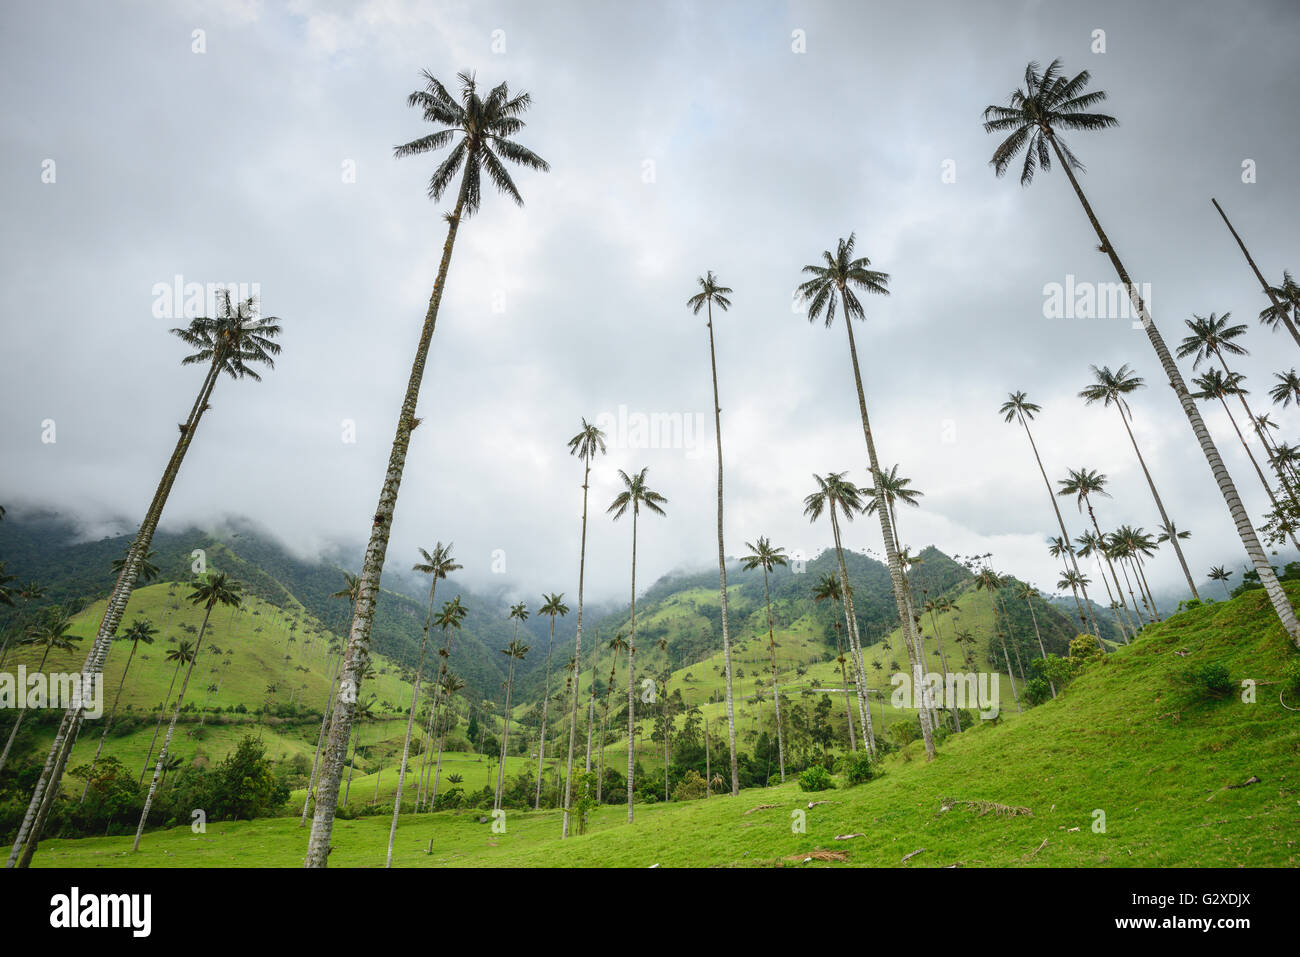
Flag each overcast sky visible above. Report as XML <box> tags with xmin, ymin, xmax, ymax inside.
<box><xmin>2</xmin><ymin>0</ymin><xmax>1299</xmax><ymax>608</ymax></box>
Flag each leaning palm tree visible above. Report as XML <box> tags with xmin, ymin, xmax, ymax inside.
<box><xmin>812</xmin><ymin>573</ymin><xmax>857</xmax><ymax>750</ymax></box>
<box><xmin>0</xmin><ymin>613</ymin><xmax>81</xmax><ymax>774</ymax></box>
<box><xmin>306</xmin><ymin>72</ymin><xmax>549</xmax><ymax>867</ymax></box>
<box><xmin>1179</xmin><ymin>313</ymin><xmax>1300</xmax><ymax>514</ymax></box>
<box><xmin>79</xmin><ymin>617</ymin><xmax>158</xmax><ymax>802</ymax></box>
<box><xmin>139</xmin><ymin>639</ymin><xmax>194</xmax><ymax>783</ymax></box>
<box><xmin>1208</xmin><ymin>565</ymin><xmax>1234</xmax><ymax>599</ymax></box>
<box><xmin>493</xmin><ymin>633</ymin><xmax>530</xmax><ymax>812</ymax></box>
<box><xmin>1260</xmin><ymin>270</ymin><xmax>1300</xmax><ymax>347</ymax></box>
<box><xmin>798</xmin><ymin>236</ymin><xmax>934</xmax><ymax>760</ymax></box>
<box><xmin>740</xmin><ymin>537</ymin><xmax>788</xmax><ymax>782</ymax></box>
<box><xmin>133</xmin><ymin>572</ymin><xmax>242</xmax><ymax>851</ymax></box>
<box><xmin>1075</xmin><ymin>530</ymin><xmax>1135</xmax><ymax>642</ymax></box>
<box><xmin>607</xmin><ymin>467</ymin><xmax>667</xmax><ymax>822</ymax></box>
<box><xmin>1079</xmin><ymin>364</ymin><xmax>1199</xmax><ymax>599</ymax></box>
<box><xmin>983</xmin><ymin>58</ymin><xmax>1298</xmax><ymax>643</ymax></box>
<box><xmin>804</xmin><ymin>473</ymin><xmax>877</xmax><ymax>754</ymax></box>
<box><xmin>1269</xmin><ymin>369</ymin><xmax>1300</xmax><ymax>410</ymax></box>
<box><xmin>1000</xmin><ymin>392</ymin><xmax>1102</xmax><ymax>639</ymax></box>
<box><xmin>1110</xmin><ymin>525</ymin><xmax>1161</xmax><ymax>623</ymax></box>
<box><xmin>11</xmin><ymin>293</ymin><xmax>281</xmax><ymax>869</ymax></box>
<box><xmin>385</xmin><ymin>543</ymin><xmax>460</xmax><ymax>866</ymax></box>
<box><xmin>686</xmin><ymin>270</ymin><xmax>741</xmax><ymax>798</ymax></box>
<box><xmin>560</xmin><ymin>418</ymin><xmax>605</xmax><ymax>837</ymax></box>
<box><xmin>1059</xmin><ymin>468</ymin><xmax>1137</xmax><ymax>639</ymax></box>
<box><xmin>534</xmin><ymin>592</ymin><xmax>567</xmax><ymax>809</ymax></box>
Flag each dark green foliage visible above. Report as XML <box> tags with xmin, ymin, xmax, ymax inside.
<box><xmin>844</xmin><ymin>751</ymin><xmax>878</xmax><ymax>786</ymax></box>
<box><xmin>1179</xmin><ymin>662</ymin><xmax>1233</xmax><ymax>699</ymax></box>
<box><xmin>798</xmin><ymin>764</ymin><xmax>835</xmax><ymax>792</ymax></box>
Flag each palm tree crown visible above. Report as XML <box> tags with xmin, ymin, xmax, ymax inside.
<box><xmin>607</xmin><ymin>468</ymin><xmax>668</xmax><ymax>520</ymax></box>
<box><xmin>795</xmin><ymin>233</ymin><xmax>889</xmax><ymax>326</ymax></box>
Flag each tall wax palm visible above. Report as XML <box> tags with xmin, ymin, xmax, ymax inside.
<box><xmin>596</xmin><ymin>632</ymin><xmax>627</xmax><ymax>805</ymax></box>
<box><xmin>740</xmin><ymin>537</ymin><xmax>789</xmax><ymax>782</ymax></box>
<box><xmin>803</xmin><ymin>473</ymin><xmax>878</xmax><ymax>754</ymax></box>
<box><xmin>306</xmin><ymin>72</ymin><xmax>549</xmax><ymax>867</ymax></box>
<box><xmin>1075</xmin><ymin>530</ymin><xmax>1135</xmax><ymax>641</ymax></box>
<box><xmin>983</xmin><ymin>59</ymin><xmax>1298</xmax><ymax>643</ymax></box>
<box><xmin>1179</xmin><ymin>313</ymin><xmax>1300</xmax><ymax>515</ymax></box>
<box><xmin>973</xmin><ymin>568</ymin><xmax>1020</xmax><ymax>713</ymax></box>
<box><xmin>385</xmin><ymin>543</ymin><xmax>460</xmax><ymax>866</ymax></box>
<box><xmin>494</xmin><ymin>605</ymin><xmax>529</xmax><ymax>811</ymax></box>
<box><xmin>798</xmin><ymin>236</ymin><xmax>935</xmax><ymax>760</ymax></box>
<box><xmin>139</xmin><ymin>640</ymin><xmax>194</xmax><ymax>783</ymax></box>
<box><xmin>607</xmin><ymin>467</ymin><xmax>667</xmax><ymax>822</ymax></box>
<box><xmin>561</xmin><ymin>418</ymin><xmax>605</xmax><ymax>837</ymax></box>
<box><xmin>686</xmin><ymin>270</ymin><xmax>742</xmax><ymax>798</ymax></box>
<box><xmin>301</xmin><ymin>573</ymin><xmax>358</xmax><ymax>825</ymax></box>
<box><xmin>1111</xmin><ymin>526</ymin><xmax>1161</xmax><ymax>621</ymax></box>
<box><xmin>534</xmin><ymin>592</ymin><xmax>568</xmax><ymax>809</ymax></box>
<box><xmin>11</xmin><ymin>292</ymin><xmax>281</xmax><ymax>869</ymax></box>
<box><xmin>812</xmin><ymin>573</ymin><xmax>857</xmax><ymax>751</ymax></box>
<box><xmin>1014</xmin><ymin>583</ymin><xmax>1054</xmax><ymax>698</ymax></box>
<box><xmin>1269</xmin><ymin>369</ymin><xmax>1300</xmax><ymax>409</ymax></box>
<box><xmin>1208</xmin><ymin>565</ymin><xmax>1234</xmax><ymax>599</ymax></box>
<box><xmin>0</xmin><ymin>613</ymin><xmax>81</xmax><ymax>774</ymax></box>
<box><xmin>1058</xmin><ymin>468</ymin><xmax>1136</xmax><ymax>639</ymax></box>
<box><xmin>1000</xmin><ymin>392</ymin><xmax>1101</xmax><ymax>637</ymax></box>
<box><xmin>79</xmin><ymin>617</ymin><xmax>158</xmax><ymax>802</ymax></box>
<box><xmin>133</xmin><ymin>573</ymin><xmax>242</xmax><ymax>852</ymax></box>
<box><xmin>1078</xmin><ymin>364</ymin><xmax>1199</xmax><ymax>599</ymax></box>
<box><xmin>427</xmin><ymin>599</ymin><xmax>467</xmax><ymax>806</ymax></box>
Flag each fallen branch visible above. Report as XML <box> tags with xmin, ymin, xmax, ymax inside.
<box><xmin>901</xmin><ymin>847</ymin><xmax>926</xmax><ymax>863</ymax></box>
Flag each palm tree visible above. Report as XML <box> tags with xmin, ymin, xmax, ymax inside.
<box><xmin>494</xmin><ymin>612</ymin><xmax>529</xmax><ymax>811</ymax></box>
<box><xmin>534</xmin><ymin>592</ymin><xmax>567</xmax><ymax>809</ymax></box>
<box><xmin>1075</xmin><ymin>529</ymin><xmax>1135</xmax><ymax>641</ymax></box>
<box><xmin>427</xmin><ymin>599</ymin><xmax>467</xmax><ymax>805</ymax></box>
<box><xmin>0</xmin><ymin>613</ymin><xmax>81</xmax><ymax>774</ymax></box>
<box><xmin>300</xmin><ymin>574</ymin><xmax>358</xmax><ymax>826</ymax></box>
<box><xmin>1179</xmin><ymin>313</ymin><xmax>1300</xmax><ymax>515</ymax></box>
<box><xmin>1014</xmin><ymin>583</ymin><xmax>1054</xmax><ymax>698</ymax></box>
<box><xmin>607</xmin><ymin>467</ymin><xmax>667</xmax><ymax>822</ymax></box>
<box><xmin>139</xmin><ymin>639</ymin><xmax>196</xmax><ymax>784</ymax></box>
<box><xmin>561</xmin><ymin>418</ymin><xmax>605</xmax><ymax>837</ymax></box>
<box><xmin>306</xmin><ymin>73</ymin><xmax>549</xmax><ymax>868</ymax></box>
<box><xmin>385</xmin><ymin>543</ymin><xmax>460</xmax><ymax>866</ymax></box>
<box><xmin>1111</xmin><ymin>525</ymin><xmax>1161</xmax><ymax>622</ymax></box>
<box><xmin>1259</xmin><ymin>270</ymin><xmax>1300</xmax><ymax>348</ymax></box>
<box><xmin>11</xmin><ymin>293</ymin><xmax>281</xmax><ymax>869</ymax></box>
<box><xmin>686</xmin><ymin>270</ymin><xmax>741</xmax><ymax>799</ymax></box>
<box><xmin>740</xmin><ymin>537</ymin><xmax>789</xmax><ymax>782</ymax></box>
<box><xmin>79</xmin><ymin>617</ymin><xmax>158</xmax><ymax>802</ymax></box>
<box><xmin>597</xmin><ymin>632</ymin><xmax>627</xmax><ymax>805</ymax></box>
<box><xmin>798</xmin><ymin>235</ymin><xmax>935</xmax><ymax>760</ymax></box>
<box><xmin>973</xmin><ymin>568</ymin><xmax>1020</xmax><ymax>713</ymax></box>
<box><xmin>922</xmin><ymin>594</ymin><xmax>962</xmax><ymax>730</ymax></box>
<box><xmin>1059</xmin><ymin>467</ymin><xmax>1141</xmax><ymax>639</ymax></box>
<box><xmin>812</xmin><ymin>574</ymin><xmax>857</xmax><ymax>750</ymax></box>
<box><xmin>983</xmin><ymin>59</ymin><xmax>1298</xmax><ymax>643</ymax></box>
<box><xmin>133</xmin><ymin>572</ymin><xmax>242</xmax><ymax>851</ymax></box>
<box><xmin>0</xmin><ymin>580</ymin><xmax>45</xmax><ymax>672</ymax></box>
<box><xmin>1000</xmin><ymin>392</ymin><xmax>1103</xmax><ymax>639</ymax></box>
<box><xmin>1208</xmin><ymin>565</ymin><xmax>1234</xmax><ymax>599</ymax></box>
<box><xmin>804</xmin><ymin>473</ymin><xmax>877</xmax><ymax>754</ymax></box>
<box><xmin>654</xmin><ymin>640</ymin><xmax>672</xmax><ymax>801</ymax></box>
<box><xmin>1079</xmin><ymin>364</ymin><xmax>1200</xmax><ymax>599</ymax></box>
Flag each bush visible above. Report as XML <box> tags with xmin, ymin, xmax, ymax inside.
<box><xmin>1181</xmin><ymin>662</ymin><xmax>1233</xmax><ymax>699</ymax></box>
<box><xmin>844</xmin><ymin>751</ymin><xmax>878</xmax><ymax>786</ymax></box>
<box><xmin>672</xmin><ymin>770</ymin><xmax>707</xmax><ymax>802</ymax></box>
<box><xmin>798</xmin><ymin>765</ymin><xmax>835</xmax><ymax>792</ymax></box>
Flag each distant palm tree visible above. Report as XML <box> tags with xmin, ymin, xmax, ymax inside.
<box><xmin>12</xmin><ymin>293</ymin><xmax>281</xmax><ymax>869</ymax></box>
<box><xmin>139</xmin><ymin>639</ymin><xmax>195</xmax><ymax>784</ymax></box>
<box><xmin>0</xmin><ymin>579</ymin><xmax>45</xmax><ymax>671</ymax></box>
<box><xmin>798</xmin><ymin>234</ymin><xmax>934</xmax><ymax>760</ymax></box>
<box><xmin>306</xmin><ymin>72</ymin><xmax>549</xmax><ymax>868</ymax></box>
<box><xmin>1109</xmin><ymin>526</ymin><xmax>1161</xmax><ymax>623</ymax></box>
<box><xmin>1207</xmin><ymin>565</ymin><xmax>1234</xmax><ymax>599</ymax></box>
<box><xmin>1075</xmin><ymin>529</ymin><xmax>1135</xmax><ymax>641</ymax></box>
<box><xmin>973</xmin><ymin>568</ymin><xmax>1020</xmax><ymax>713</ymax></box>
<box><xmin>535</xmin><ymin>592</ymin><xmax>568</xmax><ymax>809</ymax></box>
<box><xmin>607</xmin><ymin>467</ymin><xmax>668</xmax><ymax>822</ymax></box>
<box><xmin>741</xmin><ymin>537</ymin><xmax>789</xmax><ymax>782</ymax></box>
<box><xmin>1014</xmin><ymin>583</ymin><xmax>1054</xmax><ymax>698</ymax></box>
<box><xmin>428</xmin><ymin>670</ymin><xmax>465</xmax><ymax>807</ymax></box>
<box><xmin>0</xmin><ymin>613</ymin><xmax>81</xmax><ymax>774</ymax></box>
<box><xmin>812</xmin><ymin>574</ymin><xmax>857</xmax><ymax>750</ymax></box>
<box><xmin>804</xmin><ymin>473</ymin><xmax>877</xmax><ymax>753</ymax></box>
<box><xmin>1079</xmin><ymin>364</ymin><xmax>1199</xmax><ymax>599</ymax></box>
<box><xmin>79</xmin><ymin>617</ymin><xmax>158</xmax><ymax>802</ymax></box>
<box><xmin>597</xmin><ymin>631</ymin><xmax>627</xmax><ymax>805</ymax></box>
<box><xmin>494</xmin><ymin>610</ymin><xmax>530</xmax><ymax>811</ymax></box>
<box><xmin>561</xmin><ymin>418</ymin><xmax>605</xmax><ymax>837</ymax></box>
<box><xmin>427</xmin><ymin>597</ymin><xmax>467</xmax><ymax>805</ymax></box>
<box><xmin>686</xmin><ymin>270</ymin><xmax>741</xmax><ymax>799</ymax></box>
<box><xmin>1059</xmin><ymin>468</ymin><xmax>1137</xmax><ymax>639</ymax></box>
<box><xmin>983</xmin><ymin>58</ymin><xmax>1297</xmax><ymax>643</ymax></box>
<box><xmin>386</xmin><ymin>543</ymin><xmax>460</xmax><ymax>866</ymax></box>
<box><xmin>134</xmin><ymin>572</ymin><xmax>242</xmax><ymax>851</ymax></box>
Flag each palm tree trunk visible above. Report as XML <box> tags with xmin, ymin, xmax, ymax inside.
<box><xmin>133</xmin><ymin>601</ymin><xmax>215</xmax><ymax>852</ymax></box>
<box><xmin>985</xmin><ymin>592</ymin><xmax>1020</xmax><ymax>713</ymax></box>
<box><xmin>705</xmin><ymin>303</ymin><xmax>740</xmax><ymax>796</ymax></box>
<box><xmin>1114</xmin><ymin>402</ymin><xmax>1200</xmax><ymax>598</ymax></box>
<box><xmin>305</xmin><ymin>179</ymin><xmax>470</xmax><ymax>868</ymax></box>
<box><xmin>385</xmin><ymin>578</ymin><xmax>438</xmax><ymax>867</ymax></box>
<box><xmin>626</xmin><ymin>514</ymin><xmax>637</xmax><ymax>822</ymax></box>
<box><xmin>140</xmin><ymin>659</ymin><xmax>186</xmax><ymax>784</ymax></box>
<box><xmin>1049</xmin><ymin>136</ymin><xmax>1299</xmax><ymax>643</ymax></box>
<box><xmin>535</xmin><ymin>615</ymin><xmax>556</xmax><ymax>810</ymax></box>
<box><xmin>495</xmin><ymin>657</ymin><xmax>517</xmax><ymax>811</ymax></box>
<box><xmin>926</xmin><ymin>605</ymin><xmax>962</xmax><ymax>729</ymax></box>
<box><xmin>1212</xmin><ymin>393</ymin><xmax>1300</xmax><ymax>550</ymax></box>
<box><xmin>300</xmin><ymin>653</ymin><xmax>341</xmax><ymax>825</ymax></box>
<box><xmin>10</xmin><ymin>360</ymin><xmax>222</xmax><ymax>868</ymax></box>
<box><xmin>760</xmin><ymin>569</ymin><xmax>786</xmax><ymax>782</ymax></box>
<box><xmin>78</xmin><ymin>638</ymin><xmax>139</xmax><ymax>803</ymax></box>
<box><xmin>995</xmin><ymin>593</ymin><xmax>1028</xmax><ymax>685</ymax></box>
<box><xmin>839</xmin><ymin>308</ymin><xmax>935</xmax><ymax>758</ymax></box>
<box><xmin>1023</xmin><ymin>597</ymin><xmax>1055</xmax><ymax>697</ymax></box>
<box><xmin>827</xmin><ymin>507</ymin><xmax>874</xmax><ymax>753</ymax></box>
<box><xmin>1211</xmin><ymin>198</ymin><xmax>1300</xmax><ymax>350</ymax></box>
<box><xmin>562</xmin><ymin>454</ymin><xmax>593</xmax><ymax>837</ymax></box>
<box><xmin>1017</xmin><ymin>413</ymin><xmax>1103</xmax><ymax>641</ymax></box>
<box><xmin>0</xmin><ymin>646</ymin><xmax>53</xmax><ymax>773</ymax></box>
<box><xmin>1084</xmin><ymin>502</ymin><xmax>1140</xmax><ymax>635</ymax></box>
<box><xmin>836</xmin><ymin>648</ymin><xmax>856</xmax><ymax>750</ymax></box>
<box><xmin>1133</xmin><ymin>556</ymin><xmax>1160</xmax><ymax>620</ymax></box>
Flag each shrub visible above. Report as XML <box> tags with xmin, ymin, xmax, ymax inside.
<box><xmin>798</xmin><ymin>765</ymin><xmax>835</xmax><ymax>792</ymax></box>
<box><xmin>672</xmin><ymin>770</ymin><xmax>707</xmax><ymax>802</ymax></box>
<box><xmin>844</xmin><ymin>751</ymin><xmax>877</xmax><ymax>786</ymax></box>
<box><xmin>1180</xmin><ymin>662</ymin><xmax>1233</xmax><ymax>699</ymax></box>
